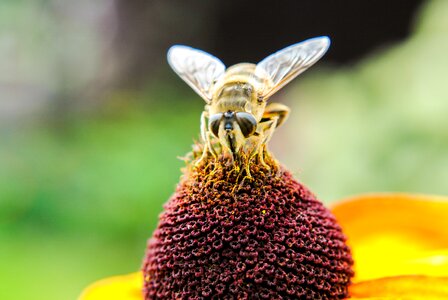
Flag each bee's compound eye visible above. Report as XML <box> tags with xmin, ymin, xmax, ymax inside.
<box><xmin>236</xmin><ymin>112</ymin><xmax>257</xmax><ymax>138</ymax></box>
<box><xmin>208</xmin><ymin>113</ymin><xmax>222</xmax><ymax>138</ymax></box>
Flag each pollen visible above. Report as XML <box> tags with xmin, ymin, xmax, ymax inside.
<box><xmin>142</xmin><ymin>157</ymin><xmax>354</xmax><ymax>299</ymax></box>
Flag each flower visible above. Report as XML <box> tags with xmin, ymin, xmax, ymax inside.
<box><xmin>142</xmin><ymin>160</ymin><xmax>353</xmax><ymax>298</ymax></box>
<box><xmin>79</xmin><ymin>190</ymin><xmax>448</xmax><ymax>298</ymax></box>
<box><xmin>78</xmin><ymin>129</ymin><xmax>445</xmax><ymax>299</ymax></box>
<box><xmin>333</xmin><ymin>193</ymin><xmax>448</xmax><ymax>299</ymax></box>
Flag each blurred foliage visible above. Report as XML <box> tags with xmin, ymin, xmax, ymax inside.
<box><xmin>0</xmin><ymin>1</ymin><xmax>447</xmax><ymax>300</ymax></box>
<box><xmin>278</xmin><ymin>0</ymin><xmax>448</xmax><ymax>201</ymax></box>
<box><xmin>0</xmin><ymin>87</ymin><xmax>204</xmax><ymax>299</ymax></box>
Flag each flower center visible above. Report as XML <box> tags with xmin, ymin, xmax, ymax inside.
<box><xmin>143</xmin><ymin>159</ymin><xmax>354</xmax><ymax>299</ymax></box>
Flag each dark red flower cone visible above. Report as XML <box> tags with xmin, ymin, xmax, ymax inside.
<box><xmin>143</xmin><ymin>154</ymin><xmax>354</xmax><ymax>299</ymax></box>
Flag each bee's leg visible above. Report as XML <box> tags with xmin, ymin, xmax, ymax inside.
<box><xmin>256</xmin><ymin>103</ymin><xmax>290</xmax><ymax>167</ymax></box>
<box><xmin>256</xmin><ymin>118</ymin><xmax>278</xmax><ymax>170</ymax></box>
<box><xmin>234</xmin><ymin>104</ymin><xmax>289</xmax><ymax>171</ymax></box>
<box><xmin>200</xmin><ymin>111</ymin><xmax>208</xmax><ymax>142</ymax></box>
<box><xmin>196</xmin><ymin>111</ymin><xmax>216</xmax><ymax>166</ymax></box>
<box><xmin>206</xmin><ymin>132</ymin><xmax>217</xmax><ymax>157</ymax></box>
<box><xmin>262</xmin><ymin>103</ymin><xmax>290</xmax><ymax>128</ymax></box>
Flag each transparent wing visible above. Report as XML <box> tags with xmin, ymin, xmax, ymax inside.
<box><xmin>167</xmin><ymin>45</ymin><xmax>225</xmax><ymax>103</ymax></box>
<box><xmin>255</xmin><ymin>36</ymin><xmax>330</xmax><ymax>99</ymax></box>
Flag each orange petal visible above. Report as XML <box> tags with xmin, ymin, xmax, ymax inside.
<box><xmin>78</xmin><ymin>272</ymin><xmax>143</xmax><ymax>300</ymax></box>
<box><xmin>349</xmin><ymin>275</ymin><xmax>448</xmax><ymax>299</ymax></box>
<box><xmin>331</xmin><ymin>193</ymin><xmax>448</xmax><ymax>282</ymax></box>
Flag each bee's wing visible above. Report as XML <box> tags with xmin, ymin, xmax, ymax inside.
<box><xmin>255</xmin><ymin>36</ymin><xmax>330</xmax><ymax>99</ymax></box>
<box><xmin>168</xmin><ymin>45</ymin><xmax>225</xmax><ymax>103</ymax></box>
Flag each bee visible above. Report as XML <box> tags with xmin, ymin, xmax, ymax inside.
<box><xmin>168</xmin><ymin>36</ymin><xmax>330</xmax><ymax>166</ymax></box>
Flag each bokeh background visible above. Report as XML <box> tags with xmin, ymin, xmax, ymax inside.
<box><xmin>1</xmin><ymin>0</ymin><xmax>447</xmax><ymax>299</ymax></box>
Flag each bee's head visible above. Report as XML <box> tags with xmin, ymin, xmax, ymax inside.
<box><xmin>209</xmin><ymin>111</ymin><xmax>257</xmax><ymax>139</ymax></box>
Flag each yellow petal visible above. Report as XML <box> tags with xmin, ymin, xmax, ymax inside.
<box><xmin>331</xmin><ymin>193</ymin><xmax>448</xmax><ymax>282</ymax></box>
<box><xmin>349</xmin><ymin>275</ymin><xmax>448</xmax><ymax>299</ymax></box>
<box><xmin>78</xmin><ymin>272</ymin><xmax>142</xmax><ymax>300</ymax></box>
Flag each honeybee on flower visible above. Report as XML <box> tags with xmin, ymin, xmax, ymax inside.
<box><xmin>168</xmin><ymin>37</ymin><xmax>330</xmax><ymax>166</ymax></box>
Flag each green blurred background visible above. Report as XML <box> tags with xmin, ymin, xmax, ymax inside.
<box><xmin>0</xmin><ymin>0</ymin><xmax>447</xmax><ymax>299</ymax></box>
